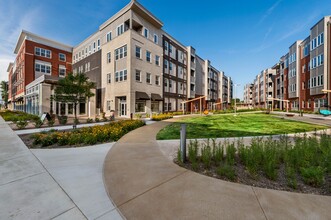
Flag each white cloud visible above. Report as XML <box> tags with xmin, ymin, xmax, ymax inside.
<box><xmin>257</xmin><ymin>0</ymin><xmax>282</xmax><ymax>26</ymax></box>
<box><xmin>0</xmin><ymin>3</ymin><xmax>42</xmax><ymax>81</ymax></box>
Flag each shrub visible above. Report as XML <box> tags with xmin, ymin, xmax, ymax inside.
<box><xmin>285</xmin><ymin>166</ymin><xmax>297</xmax><ymax>189</ymax></box>
<box><xmin>217</xmin><ymin>164</ymin><xmax>236</xmax><ymax>181</ymax></box>
<box><xmin>225</xmin><ymin>142</ymin><xmax>236</xmax><ymax>166</ymax></box>
<box><xmin>188</xmin><ymin>140</ymin><xmax>199</xmax><ymax>164</ymax></box>
<box><xmin>95</xmin><ymin>117</ymin><xmax>100</xmax><ymax>122</ymax></box>
<box><xmin>201</xmin><ymin>142</ymin><xmax>212</xmax><ymax>168</ymax></box>
<box><xmin>86</xmin><ymin>118</ymin><xmax>93</xmax><ymax>123</ymax></box>
<box><xmin>300</xmin><ymin>166</ymin><xmax>326</xmax><ymax>187</ymax></box>
<box><xmin>57</xmin><ymin>116</ymin><xmax>68</xmax><ymax>125</ymax></box>
<box><xmin>15</xmin><ymin>120</ymin><xmax>28</xmax><ymax>129</ymax></box>
<box><xmin>74</xmin><ymin>118</ymin><xmax>80</xmax><ymax>124</ymax></box>
<box><xmin>47</xmin><ymin>120</ymin><xmax>55</xmax><ymax>127</ymax></box>
<box><xmin>135</xmin><ymin>113</ymin><xmax>142</xmax><ymax>119</ymax></box>
<box><xmin>33</xmin><ymin>119</ymin><xmax>43</xmax><ymax>128</ymax></box>
<box><xmin>0</xmin><ymin>110</ymin><xmax>39</xmax><ymax>122</ymax></box>
<box><xmin>151</xmin><ymin>113</ymin><xmax>173</xmax><ymax>121</ymax></box>
<box><xmin>145</xmin><ymin>113</ymin><xmax>150</xmax><ymax>118</ymax></box>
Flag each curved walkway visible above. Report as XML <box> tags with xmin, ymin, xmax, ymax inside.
<box><xmin>103</xmin><ymin>120</ymin><xmax>331</xmax><ymax>219</ymax></box>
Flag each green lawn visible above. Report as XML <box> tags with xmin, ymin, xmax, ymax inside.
<box><xmin>156</xmin><ymin>113</ymin><xmax>328</xmax><ymax>140</ymax></box>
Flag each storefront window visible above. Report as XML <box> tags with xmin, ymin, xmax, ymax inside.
<box><xmin>68</xmin><ymin>103</ymin><xmax>74</xmax><ymax>114</ymax></box>
<box><xmin>135</xmin><ymin>101</ymin><xmax>145</xmax><ymax>112</ymax></box>
<box><xmin>151</xmin><ymin>102</ymin><xmax>159</xmax><ymax>112</ymax></box>
<box><xmin>79</xmin><ymin>103</ymin><xmax>86</xmax><ymax>114</ymax></box>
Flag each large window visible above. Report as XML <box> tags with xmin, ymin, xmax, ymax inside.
<box><xmin>146</xmin><ymin>51</ymin><xmax>151</xmax><ymax>63</ymax></box>
<box><xmin>115</xmin><ymin>69</ymin><xmax>127</xmax><ymax>82</ymax></box>
<box><xmin>146</xmin><ymin>73</ymin><xmax>151</xmax><ymax>84</ymax></box>
<box><xmin>136</xmin><ymin>46</ymin><xmax>141</xmax><ymax>59</ymax></box>
<box><xmin>135</xmin><ymin>101</ymin><xmax>146</xmax><ymax>112</ymax></box>
<box><xmin>115</xmin><ymin>45</ymin><xmax>127</xmax><ymax>60</ymax></box>
<box><xmin>136</xmin><ymin>70</ymin><xmax>141</xmax><ymax>82</ymax></box>
<box><xmin>79</xmin><ymin>103</ymin><xmax>86</xmax><ymax>114</ymax></box>
<box><xmin>35</xmin><ymin>47</ymin><xmax>51</xmax><ymax>58</ymax></box>
<box><xmin>59</xmin><ymin>53</ymin><xmax>66</xmax><ymax>61</ymax></box>
<box><xmin>35</xmin><ymin>62</ymin><xmax>51</xmax><ymax>74</ymax></box>
<box><xmin>151</xmin><ymin>102</ymin><xmax>159</xmax><ymax>112</ymax></box>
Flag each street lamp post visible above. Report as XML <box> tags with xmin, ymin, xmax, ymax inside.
<box><xmin>234</xmin><ymin>84</ymin><xmax>240</xmax><ymax>115</ymax></box>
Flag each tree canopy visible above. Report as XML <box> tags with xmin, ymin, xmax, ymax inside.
<box><xmin>54</xmin><ymin>73</ymin><xmax>95</xmax><ymax>119</ymax></box>
<box><xmin>0</xmin><ymin>81</ymin><xmax>8</xmax><ymax>109</ymax></box>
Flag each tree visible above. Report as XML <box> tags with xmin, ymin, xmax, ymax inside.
<box><xmin>54</xmin><ymin>72</ymin><xmax>95</xmax><ymax>121</ymax></box>
<box><xmin>0</xmin><ymin>81</ymin><xmax>8</xmax><ymax>109</ymax></box>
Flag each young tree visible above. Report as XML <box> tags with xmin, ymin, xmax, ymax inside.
<box><xmin>54</xmin><ymin>72</ymin><xmax>95</xmax><ymax>121</ymax></box>
<box><xmin>0</xmin><ymin>81</ymin><xmax>8</xmax><ymax>109</ymax></box>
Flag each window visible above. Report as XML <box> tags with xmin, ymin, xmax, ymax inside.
<box><xmin>136</xmin><ymin>70</ymin><xmax>141</xmax><ymax>82</ymax></box>
<box><xmin>107</xmin><ymin>101</ymin><xmax>111</xmax><ymax>111</ymax></box>
<box><xmin>146</xmin><ymin>73</ymin><xmax>151</xmax><ymax>84</ymax></box>
<box><xmin>89</xmin><ymin>45</ymin><xmax>91</xmax><ymax>54</ymax></box>
<box><xmin>107</xmin><ymin>73</ymin><xmax>111</xmax><ymax>84</ymax></box>
<box><xmin>135</xmin><ymin>101</ymin><xmax>145</xmax><ymax>112</ymax></box>
<box><xmin>164</xmin><ymin>60</ymin><xmax>168</xmax><ymax>69</ymax></box>
<box><xmin>59</xmin><ymin>65</ymin><xmax>66</xmax><ymax>77</ymax></box>
<box><xmin>115</xmin><ymin>45</ymin><xmax>127</xmax><ymax>60</ymax></box>
<box><xmin>164</xmin><ymin>41</ymin><xmax>168</xmax><ymax>51</ymax></box>
<box><xmin>93</xmin><ymin>42</ymin><xmax>96</xmax><ymax>52</ymax></box>
<box><xmin>169</xmin><ymin>44</ymin><xmax>173</xmax><ymax>53</ymax></box>
<box><xmin>155</xmin><ymin>55</ymin><xmax>160</xmax><ymax>66</ymax></box>
<box><xmin>117</xmin><ymin>24</ymin><xmax>124</xmax><ymax>36</ymax></box>
<box><xmin>59</xmin><ymin>53</ymin><xmax>66</xmax><ymax>61</ymax></box>
<box><xmin>146</xmin><ymin>51</ymin><xmax>151</xmax><ymax>62</ymax></box>
<box><xmin>106</xmin><ymin>32</ymin><xmax>112</xmax><ymax>42</ymax></box>
<box><xmin>97</xmin><ymin>39</ymin><xmax>100</xmax><ymax>50</ymax></box>
<box><xmin>35</xmin><ymin>62</ymin><xmax>51</xmax><ymax>74</ymax></box>
<box><xmin>115</xmin><ymin>69</ymin><xmax>127</xmax><ymax>82</ymax></box>
<box><xmin>107</xmin><ymin>52</ymin><xmax>111</xmax><ymax>63</ymax></box>
<box><xmin>154</xmin><ymin>34</ymin><xmax>158</xmax><ymax>44</ymax></box>
<box><xmin>155</xmin><ymin>75</ymin><xmax>160</xmax><ymax>85</ymax></box>
<box><xmin>144</xmin><ymin>28</ymin><xmax>149</xmax><ymax>38</ymax></box>
<box><xmin>35</xmin><ymin>47</ymin><xmax>51</xmax><ymax>58</ymax></box>
<box><xmin>169</xmin><ymin>62</ymin><xmax>173</xmax><ymax>71</ymax></box>
<box><xmin>85</xmin><ymin>62</ymin><xmax>90</xmax><ymax>72</ymax></box>
<box><xmin>135</xmin><ymin>46</ymin><xmax>141</xmax><ymax>59</ymax></box>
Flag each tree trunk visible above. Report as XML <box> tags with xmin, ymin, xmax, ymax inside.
<box><xmin>74</xmin><ymin>102</ymin><xmax>77</xmax><ymax>122</ymax></box>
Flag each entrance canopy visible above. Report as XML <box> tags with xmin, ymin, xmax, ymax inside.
<box><xmin>151</xmin><ymin>93</ymin><xmax>163</xmax><ymax>101</ymax></box>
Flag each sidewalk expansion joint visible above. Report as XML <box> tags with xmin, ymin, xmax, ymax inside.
<box><xmin>251</xmin><ymin>186</ymin><xmax>268</xmax><ymax>220</ymax></box>
<box><xmin>118</xmin><ymin>170</ymin><xmax>188</xmax><ymax>208</ymax></box>
<box><xmin>0</xmin><ymin>171</ymin><xmax>45</xmax><ymax>187</ymax></box>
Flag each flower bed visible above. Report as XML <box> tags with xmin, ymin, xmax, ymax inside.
<box><xmin>177</xmin><ymin>133</ymin><xmax>331</xmax><ymax>195</ymax></box>
<box><xmin>151</xmin><ymin>113</ymin><xmax>173</xmax><ymax>121</ymax></box>
<box><xmin>30</xmin><ymin>120</ymin><xmax>145</xmax><ymax>148</ymax></box>
<box><xmin>0</xmin><ymin>110</ymin><xmax>39</xmax><ymax>121</ymax></box>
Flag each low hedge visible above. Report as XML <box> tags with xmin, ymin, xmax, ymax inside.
<box><xmin>151</xmin><ymin>113</ymin><xmax>173</xmax><ymax>121</ymax></box>
<box><xmin>0</xmin><ymin>110</ymin><xmax>39</xmax><ymax>122</ymax></box>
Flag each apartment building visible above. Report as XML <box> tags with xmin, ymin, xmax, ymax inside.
<box><xmin>7</xmin><ymin>30</ymin><xmax>73</xmax><ymax>115</ymax></box>
<box><xmin>246</xmin><ymin>15</ymin><xmax>331</xmax><ymax>112</ymax></box>
<box><xmin>243</xmin><ymin>83</ymin><xmax>253</xmax><ymax>107</ymax></box>
<box><xmin>72</xmin><ymin>0</ymin><xmax>232</xmax><ymax>117</ymax></box>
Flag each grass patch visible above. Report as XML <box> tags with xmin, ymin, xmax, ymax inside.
<box><xmin>157</xmin><ymin>113</ymin><xmax>327</xmax><ymax>140</ymax></box>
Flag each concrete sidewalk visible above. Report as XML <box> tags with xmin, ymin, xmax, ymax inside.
<box><xmin>103</xmin><ymin>120</ymin><xmax>331</xmax><ymax>220</ymax></box>
<box><xmin>32</xmin><ymin>144</ymin><xmax>123</xmax><ymax>220</ymax></box>
<box><xmin>0</xmin><ymin>117</ymin><xmax>86</xmax><ymax>219</ymax></box>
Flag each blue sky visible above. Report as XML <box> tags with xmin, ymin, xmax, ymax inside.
<box><xmin>0</xmin><ymin>0</ymin><xmax>330</xmax><ymax>98</ymax></box>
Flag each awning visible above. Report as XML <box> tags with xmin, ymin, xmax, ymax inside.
<box><xmin>136</xmin><ymin>91</ymin><xmax>150</xmax><ymax>100</ymax></box>
<box><xmin>151</xmin><ymin>93</ymin><xmax>163</xmax><ymax>101</ymax></box>
<box><xmin>14</xmin><ymin>97</ymin><xmax>24</xmax><ymax>102</ymax></box>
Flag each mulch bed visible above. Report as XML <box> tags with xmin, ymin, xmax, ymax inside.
<box><xmin>175</xmin><ymin>159</ymin><xmax>331</xmax><ymax>196</ymax></box>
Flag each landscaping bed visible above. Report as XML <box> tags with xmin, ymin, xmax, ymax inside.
<box><xmin>176</xmin><ymin>135</ymin><xmax>331</xmax><ymax>195</ymax></box>
<box><xmin>0</xmin><ymin>110</ymin><xmax>39</xmax><ymax>122</ymax></box>
<box><xmin>20</xmin><ymin>120</ymin><xmax>145</xmax><ymax>148</ymax></box>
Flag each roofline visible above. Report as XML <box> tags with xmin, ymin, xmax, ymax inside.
<box><xmin>7</xmin><ymin>62</ymin><xmax>14</xmax><ymax>72</ymax></box>
<box><xmin>310</xmin><ymin>16</ymin><xmax>331</xmax><ymax>30</ymax></box>
<box><xmin>162</xmin><ymin>31</ymin><xmax>187</xmax><ymax>51</ymax></box>
<box><xmin>99</xmin><ymin>0</ymin><xmax>163</xmax><ymax>31</ymax></box>
<box><xmin>14</xmin><ymin>30</ymin><xmax>73</xmax><ymax>54</ymax></box>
